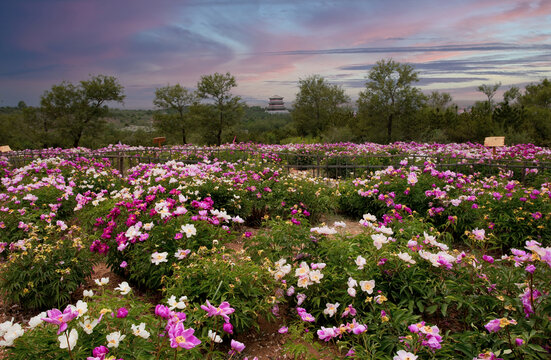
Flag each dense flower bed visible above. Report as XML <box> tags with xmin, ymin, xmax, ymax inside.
<box><xmin>1</xmin><ymin>143</ymin><xmax>550</xmax><ymax>359</ymax></box>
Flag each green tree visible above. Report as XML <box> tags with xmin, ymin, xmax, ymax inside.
<box><xmin>418</xmin><ymin>91</ymin><xmax>457</xmax><ymax>142</ymax></box>
<box><xmin>503</xmin><ymin>86</ymin><xmax>521</xmax><ymax>104</ymax></box>
<box><xmin>357</xmin><ymin>59</ymin><xmax>424</xmax><ymax>143</ymax></box>
<box><xmin>195</xmin><ymin>72</ymin><xmax>243</xmax><ymax>146</ymax></box>
<box><xmin>520</xmin><ymin>78</ymin><xmax>551</xmax><ymax>109</ymax></box>
<box><xmin>427</xmin><ymin>91</ymin><xmax>453</xmax><ymax>112</ymax></box>
<box><xmin>291</xmin><ymin>74</ymin><xmax>352</xmax><ymax>137</ymax></box>
<box><xmin>40</xmin><ymin>75</ymin><xmax>125</xmax><ymax>148</ymax></box>
<box><xmin>519</xmin><ymin>79</ymin><xmax>551</xmax><ymax>145</ymax></box>
<box><xmin>153</xmin><ymin>84</ymin><xmax>196</xmax><ymax>144</ymax></box>
<box><xmin>477</xmin><ymin>82</ymin><xmax>501</xmax><ymax>114</ymax></box>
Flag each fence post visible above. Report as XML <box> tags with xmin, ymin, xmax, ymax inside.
<box><xmin>118</xmin><ymin>153</ymin><xmax>124</xmax><ymax>175</ymax></box>
<box><xmin>316</xmin><ymin>155</ymin><xmax>320</xmax><ymax>177</ymax></box>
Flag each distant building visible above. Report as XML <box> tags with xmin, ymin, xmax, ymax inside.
<box><xmin>266</xmin><ymin>95</ymin><xmax>288</xmax><ymax>113</ymax></box>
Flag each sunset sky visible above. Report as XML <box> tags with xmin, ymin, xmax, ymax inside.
<box><xmin>1</xmin><ymin>0</ymin><xmax>550</xmax><ymax>108</ymax></box>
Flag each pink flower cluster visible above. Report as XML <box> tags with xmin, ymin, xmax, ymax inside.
<box><xmin>405</xmin><ymin>321</ymin><xmax>443</xmax><ymax>350</ymax></box>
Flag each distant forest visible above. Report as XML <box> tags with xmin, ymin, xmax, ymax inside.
<box><xmin>1</xmin><ymin>61</ymin><xmax>550</xmax><ymax>149</ymax></box>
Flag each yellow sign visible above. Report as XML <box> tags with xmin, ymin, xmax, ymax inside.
<box><xmin>0</xmin><ymin>145</ymin><xmax>12</xmax><ymax>152</ymax></box>
<box><xmin>484</xmin><ymin>137</ymin><xmax>505</xmax><ymax>147</ymax></box>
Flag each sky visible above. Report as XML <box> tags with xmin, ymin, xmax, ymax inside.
<box><xmin>1</xmin><ymin>0</ymin><xmax>550</xmax><ymax>109</ymax></box>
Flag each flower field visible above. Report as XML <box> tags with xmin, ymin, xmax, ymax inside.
<box><xmin>0</xmin><ymin>142</ymin><xmax>550</xmax><ymax>360</ymax></box>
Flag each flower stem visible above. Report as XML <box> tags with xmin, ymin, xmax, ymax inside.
<box><xmin>65</xmin><ymin>330</ymin><xmax>74</xmax><ymax>360</ymax></box>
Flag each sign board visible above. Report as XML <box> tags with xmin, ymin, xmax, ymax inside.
<box><xmin>153</xmin><ymin>137</ymin><xmax>166</xmax><ymax>148</ymax></box>
<box><xmin>484</xmin><ymin>136</ymin><xmax>505</xmax><ymax>147</ymax></box>
<box><xmin>0</xmin><ymin>145</ymin><xmax>12</xmax><ymax>152</ymax></box>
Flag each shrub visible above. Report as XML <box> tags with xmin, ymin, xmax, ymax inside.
<box><xmin>0</xmin><ymin>225</ymin><xmax>96</xmax><ymax>310</ymax></box>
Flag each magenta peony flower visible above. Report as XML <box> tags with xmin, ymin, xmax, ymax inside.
<box><xmin>92</xmin><ymin>345</ymin><xmax>109</xmax><ymax>358</ymax></box>
<box><xmin>168</xmin><ymin>322</ymin><xmax>201</xmax><ymax>349</ymax></box>
<box><xmin>116</xmin><ymin>307</ymin><xmax>128</xmax><ymax>318</ymax></box>
<box><xmin>42</xmin><ymin>306</ymin><xmax>79</xmax><ymax>334</ymax></box>
<box><xmin>200</xmin><ymin>300</ymin><xmax>235</xmax><ymax>322</ymax></box>
<box><xmin>223</xmin><ymin>321</ymin><xmax>234</xmax><ymax>334</ymax></box>
<box><xmin>155</xmin><ymin>304</ymin><xmax>171</xmax><ymax>319</ymax></box>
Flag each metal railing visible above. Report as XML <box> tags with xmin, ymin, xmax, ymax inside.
<box><xmin>3</xmin><ymin>148</ymin><xmax>550</xmax><ymax>182</ymax></box>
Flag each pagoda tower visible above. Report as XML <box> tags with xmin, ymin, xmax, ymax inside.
<box><xmin>266</xmin><ymin>95</ymin><xmax>287</xmax><ymax>113</ymax></box>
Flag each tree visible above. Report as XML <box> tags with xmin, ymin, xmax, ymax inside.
<box><xmin>153</xmin><ymin>84</ymin><xmax>196</xmax><ymax>144</ymax></box>
<box><xmin>519</xmin><ymin>79</ymin><xmax>551</xmax><ymax>145</ymax></box>
<box><xmin>520</xmin><ymin>78</ymin><xmax>551</xmax><ymax>109</ymax></box>
<box><xmin>427</xmin><ymin>91</ymin><xmax>453</xmax><ymax>112</ymax></box>
<box><xmin>477</xmin><ymin>82</ymin><xmax>501</xmax><ymax>112</ymax></box>
<box><xmin>503</xmin><ymin>86</ymin><xmax>521</xmax><ymax>104</ymax></box>
<box><xmin>357</xmin><ymin>59</ymin><xmax>424</xmax><ymax>143</ymax></box>
<box><xmin>195</xmin><ymin>72</ymin><xmax>243</xmax><ymax>146</ymax></box>
<box><xmin>40</xmin><ymin>75</ymin><xmax>125</xmax><ymax>148</ymax></box>
<box><xmin>291</xmin><ymin>74</ymin><xmax>351</xmax><ymax>137</ymax></box>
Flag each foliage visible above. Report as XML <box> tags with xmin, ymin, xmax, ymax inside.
<box><xmin>39</xmin><ymin>75</ymin><xmax>125</xmax><ymax>148</ymax></box>
<box><xmin>195</xmin><ymin>72</ymin><xmax>244</xmax><ymax>146</ymax></box>
<box><xmin>165</xmin><ymin>246</ymin><xmax>278</xmax><ymax>333</ymax></box>
<box><xmin>292</xmin><ymin>74</ymin><xmax>353</xmax><ymax>138</ymax></box>
<box><xmin>153</xmin><ymin>84</ymin><xmax>196</xmax><ymax>144</ymax></box>
<box><xmin>357</xmin><ymin>59</ymin><xmax>425</xmax><ymax>143</ymax></box>
<box><xmin>0</xmin><ymin>224</ymin><xmax>96</xmax><ymax>310</ymax></box>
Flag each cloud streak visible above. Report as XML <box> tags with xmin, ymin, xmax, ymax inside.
<box><xmin>264</xmin><ymin>42</ymin><xmax>551</xmax><ymax>56</ymax></box>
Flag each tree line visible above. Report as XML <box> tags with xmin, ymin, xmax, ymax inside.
<box><xmin>1</xmin><ymin>59</ymin><xmax>550</xmax><ymax>149</ymax></box>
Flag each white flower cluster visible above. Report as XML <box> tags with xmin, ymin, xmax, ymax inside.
<box><xmin>270</xmin><ymin>258</ymin><xmax>292</xmax><ymax>280</ymax></box>
<box><xmin>295</xmin><ymin>262</ymin><xmax>325</xmax><ymax>288</ymax></box>
<box><xmin>0</xmin><ymin>319</ymin><xmax>24</xmax><ymax>346</ymax></box>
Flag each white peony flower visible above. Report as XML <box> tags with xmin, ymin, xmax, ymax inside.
<box><xmin>371</xmin><ymin>233</ymin><xmax>389</xmax><ymax>250</ymax></box>
<box><xmin>115</xmin><ymin>281</ymin><xmax>132</xmax><ymax>295</ymax></box>
<box><xmin>355</xmin><ymin>255</ymin><xmax>366</xmax><ymax>270</ymax></box>
<box><xmin>167</xmin><ymin>295</ymin><xmax>187</xmax><ymax>310</ymax></box>
<box><xmin>208</xmin><ymin>330</ymin><xmax>222</xmax><ymax>343</ymax></box>
<box><xmin>94</xmin><ymin>277</ymin><xmax>109</xmax><ymax>286</ymax></box>
<box><xmin>73</xmin><ymin>300</ymin><xmax>88</xmax><ymax>318</ymax></box>
<box><xmin>83</xmin><ymin>290</ymin><xmax>94</xmax><ymax>297</ymax></box>
<box><xmin>0</xmin><ymin>320</ymin><xmax>24</xmax><ymax>346</ymax></box>
<box><xmin>333</xmin><ymin>221</ymin><xmax>346</xmax><ymax>228</ymax></box>
<box><xmin>151</xmin><ymin>251</ymin><xmax>168</xmax><ymax>265</ymax></box>
<box><xmin>106</xmin><ymin>331</ymin><xmax>126</xmax><ymax>348</ymax></box>
<box><xmin>397</xmin><ymin>252</ymin><xmax>416</xmax><ymax>264</ymax></box>
<box><xmin>180</xmin><ymin>224</ymin><xmax>197</xmax><ymax>238</ymax></box>
<box><xmin>360</xmin><ymin>280</ymin><xmax>375</xmax><ymax>294</ymax></box>
<box><xmin>28</xmin><ymin>312</ymin><xmax>46</xmax><ymax>329</ymax></box>
<box><xmin>308</xmin><ymin>270</ymin><xmax>324</xmax><ymax>283</ymax></box>
<box><xmin>323</xmin><ymin>302</ymin><xmax>340</xmax><ymax>317</ymax></box>
<box><xmin>79</xmin><ymin>317</ymin><xmax>99</xmax><ymax>335</ymax></box>
<box><xmin>131</xmin><ymin>323</ymin><xmax>150</xmax><ymax>339</ymax></box>
<box><xmin>58</xmin><ymin>328</ymin><xmax>78</xmax><ymax>350</ymax></box>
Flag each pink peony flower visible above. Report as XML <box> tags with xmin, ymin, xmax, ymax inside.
<box><xmin>168</xmin><ymin>322</ymin><xmax>201</xmax><ymax>349</ymax></box>
<box><xmin>229</xmin><ymin>339</ymin><xmax>245</xmax><ymax>354</ymax></box>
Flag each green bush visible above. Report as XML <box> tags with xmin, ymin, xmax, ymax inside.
<box><xmin>0</xmin><ymin>225</ymin><xmax>96</xmax><ymax>310</ymax></box>
<box><xmin>165</xmin><ymin>246</ymin><xmax>278</xmax><ymax>333</ymax></box>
